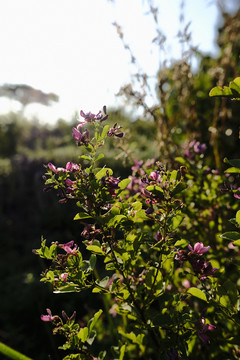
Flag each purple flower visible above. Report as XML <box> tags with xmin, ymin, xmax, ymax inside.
<box><xmin>109</xmin><ymin>304</ymin><xmax>118</xmax><ymax>318</ymax></box>
<box><xmin>65</xmin><ymin>178</ymin><xmax>76</xmax><ymax>186</ymax></box>
<box><xmin>193</xmin><ymin>141</ymin><xmax>206</xmax><ymax>154</ymax></box>
<box><xmin>149</xmin><ymin>170</ymin><xmax>161</xmax><ymax>182</ymax></box>
<box><xmin>200</xmin><ymin>261</ymin><xmax>218</xmax><ymax>280</ymax></box>
<box><xmin>233</xmin><ymin>187</ymin><xmax>240</xmax><ymax>199</ymax></box>
<box><xmin>198</xmin><ymin>317</ymin><xmax>216</xmax><ymax>345</ymax></box>
<box><xmin>154</xmin><ymin>230</ymin><xmax>163</xmax><ymax>242</ymax></box>
<box><xmin>131</xmin><ymin>160</ymin><xmax>145</xmax><ymax>175</ymax></box>
<box><xmin>126</xmin><ymin>176</ymin><xmax>145</xmax><ymax>196</ymax></box>
<box><xmin>176</xmin><ymin>242</ymin><xmax>217</xmax><ymax>280</ymax></box>
<box><xmin>191</xmin><ymin>258</ymin><xmax>218</xmax><ymax>280</ymax></box>
<box><xmin>101</xmin><ymin>174</ymin><xmax>120</xmax><ymax>196</ymax></box>
<box><xmin>188</xmin><ymin>242</ymin><xmax>210</xmax><ymax>255</ymax></box>
<box><xmin>48</xmin><ymin>162</ymin><xmax>66</xmax><ymax>174</ymax></box>
<box><xmin>58</xmin><ymin>240</ymin><xmax>78</xmax><ymax>255</ymax></box>
<box><xmin>79</xmin><ymin>106</ymin><xmax>108</xmax><ymax>123</ymax></box>
<box><xmin>47</xmin><ymin>161</ymin><xmax>79</xmax><ymax>174</ymax></box>
<box><xmin>59</xmin><ymin>273</ymin><xmax>68</xmax><ymax>282</ymax></box>
<box><xmin>66</xmin><ymin>162</ymin><xmax>79</xmax><ymax>172</ymax></box>
<box><xmin>72</xmin><ymin>127</ymin><xmax>90</xmax><ymax>145</ymax></box>
<box><xmin>41</xmin><ymin>308</ymin><xmax>59</xmax><ymax>322</ymax></box>
<box><xmin>107</xmin><ymin>123</ymin><xmax>124</xmax><ymax>137</ymax></box>
<box><xmin>184</xmin><ymin>140</ymin><xmax>206</xmax><ymax>159</ymax></box>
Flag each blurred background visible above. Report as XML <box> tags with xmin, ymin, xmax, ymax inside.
<box><xmin>1</xmin><ymin>0</ymin><xmax>240</xmax><ymax>358</ymax></box>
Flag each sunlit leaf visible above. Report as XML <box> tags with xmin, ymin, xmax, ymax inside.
<box><xmin>74</xmin><ymin>212</ymin><xmax>92</xmax><ymax>220</ymax></box>
<box><xmin>187</xmin><ymin>287</ymin><xmax>208</xmax><ymax>302</ymax></box>
<box><xmin>86</xmin><ymin>245</ymin><xmax>105</xmax><ymax>255</ymax></box>
<box><xmin>77</xmin><ymin>327</ymin><xmax>89</xmax><ymax>343</ymax></box>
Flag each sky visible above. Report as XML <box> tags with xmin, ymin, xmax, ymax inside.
<box><xmin>0</xmin><ymin>0</ymin><xmax>238</xmax><ymax>123</ymax></box>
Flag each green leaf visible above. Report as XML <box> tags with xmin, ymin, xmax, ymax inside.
<box><xmin>105</xmin><ymin>262</ymin><xmax>115</xmax><ymax>270</ymax></box>
<box><xmin>119</xmin><ymin>344</ymin><xmax>126</xmax><ymax>360</ymax></box>
<box><xmin>118</xmin><ymin>178</ymin><xmax>131</xmax><ymax>190</ymax></box>
<box><xmin>95</xmin><ymin>153</ymin><xmax>104</xmax><ymax>162</ymax></box>
<box><xmin>236</xmin><ymin>211</ymin><xmax>240</xmax><ymax>226</ymax></box>
<box><xmin>220</xmin><ymin>232</ymin><xmax>240</xmax><ymax>241</ymax></box>
<box><xmin>89</xmin><ymin>254</ymin><xmax>97</xmax><ymax>270</ymax></box>
<box><xmin>79</xmin><ymin>155</ymin><xmax>92</xmax><ymax>161</ymax></box>
<box><xmin>114</xmin><ymin>247</ymin><xmax>130</xmax><ymax>262</ymax></box>
<box><xmin>86</xmin><ymin>245</ymin><xmax>105</xmax><ymax>256</ymax></box>
<box><xmin>175</xmin><ymin>156</ymin><xmax>188</xmax><ymax>166</ymax></box>
<box><xmin>107</xmin><ymin>215</ymin><xmax>126</xmax><ymax>227</ymax></box>
<box><xmin>77</xmin><ymin>327</ymin><xmax>89</xmax><ymax>343</ymax></box>
<box><xmin>88</xmin><ymin>309</ymin><xmax>103</xmax><ymax>334</ymax></box>
<box><xmin>54</xmin><ymin>283</ymin><xmax>80</xmax><ymax>293</ymax></box>
<box><xmin>118</xmin><ymin>331</ymin><xmax>144</xmax><ymax>346</ymax></box>
<box><xmin>209</xmin><ymin>78</ymin><xmax>240</xmax><ymax>99</ymax></box>
<box><xmin>225</xmin><ymin>167</ymin><xmax>240</xmax><ymax>174</ymax></box>
<box><xmin>95</xmin><ymin>277</ymin><xmax>109</xmax><ymax>289</ymax></box>
<box><xmin>224</xmin><ymin>158</ymin><xmax>240</xmax><ymax>169</ymax></box>
<box><xmin>95</xmin><ymin>167</ymin><xmax>113</xmax><ymax>180</ymax></box>
<box><xmin>174</xmin><ymin>239</ymin><xmax>188</xmax><ymax>248</ymax></box>
<box><xmin>131</xmin><ymin>209</ymin><xmax>149</xmax><ymax>222</ymax></box>
<box><xmin>171</xmin><ymin>182</ymin><xmax>187</xmax><ymax>196</ymax></box>
<box><xmin>218</xmin><ymin>280</ymin><xmax>238</xmax><ymax>308</ymax></box>
<box><xmin>74</xmin><ymin>212</ymin><xmax>92</xmax><ymax>220</ymax></box>
<box><xmin>85</xmin><ymin>143</ymin><xmax>94</xmax><ymax>152</ymax></box>
<box><xmin>233</xmin><ymin>239</ymin><xmax>240</xmax><ymax>246</ymax></box>
<box><xmin>169</xmin><ymin>214</ymin><xmax>184</xmax><ymax>230</ymax></box>
<box><xmin>34</xmin><ymin>238</ymin><xmax>57</xmax><ymax>260</ymax></box>
<box><xmin>146</xmin><ymin>184</ymin><xmax>164</xmax><ymax>195</ymax></box>
<box><xmin>209</xmin><ymin>85</ymin><xmax>235</xmax><ymax>98</ymax></box>
<box><xmin>230</xmin><ymin>79</ymin><xmax>240</xmax><ymax>94</ymax></box>
<box><xmin>101</xmin><ymin>125</ymin><xmax>110</xmax><ymax>139</ymax></box>
<box><xmin>170</xmin><ymin>170</ymin><xmax>178</xmax><ymax>181</ymax></box>
<box><xmin>0</xmin><ymin>342</ymin><xmax>33</xmax><ymax>360</ymax></box>
<box><xmin>187</xmin><ymin>287</ymin><xmax>208</xmax><ymax>302</ymax></box>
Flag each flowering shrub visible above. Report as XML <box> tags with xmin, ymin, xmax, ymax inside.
<box><xmin>34</xmin><ymin>99</ymin><xmax>240</xmax><ymax>359</ymax></box>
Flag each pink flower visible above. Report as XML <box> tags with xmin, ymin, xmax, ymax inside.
<box><xmin>182</xmin><ymin>279</ymin><xmax>191</xmax><ymax>289</ymax></box>
<box><xmin>72</xmin><ymin>127</ymin><xmax>89</xmax><ymax>145</ymax></box>
<box><xmin>109</xmin><ymin>304</ymin><xmax>118</xmax><ymax>318</ymax></box>
<box><xmin>66</xmin><ymin>162</ymin><xmax>79</xmax><ymax>172</ymax></box>
<box><xmin>65</xmin><ymin>178</ymin><xmax>76</xmax><ymax>186</ymax></box>
<box><xmin>198</xmin><ymin>317</ymin><xmax>216</xmax><ymax>345</ymax></box>
<box><xmin>59</xmin><ymin>273</ymin><xmax>68</xmax><ymax>282</ymax></box>
<box><xmin>41</xmin><ymin>308</ymin><xmax>59</xmax><ymax>322</ymax></box>
<box><xmin>233</xmin><ymin>187</ymin><xmax>240</xmax><ymax>199</ymax></box>
<box><xmin>58</xmin><ymin>240</ymin><xmax>78</xmax><ymax>255</ymax></box>
<box><xmin>79</xmin><ymin>105</ymin><xmax>108</xmax><ymax>123</ymax></box>
<box><xmin>149</xmin><ymin>170</ymin><xmax>161</xmax><ymax>182</ymax></box>
<box><xmin>188</xmin><ymin>242</ymin><xmax>210</xmax><ymax>255</ymax></box>
<box><xmin>48</xmin><ymin>162</ymin><xmax>66</xmax><ymax>174</ymax></box>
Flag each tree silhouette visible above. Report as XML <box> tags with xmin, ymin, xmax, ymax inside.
<box><xmin>0</xmin><ymin>83</ymin><xmax>59</xmax><ymax>112</ymax></box>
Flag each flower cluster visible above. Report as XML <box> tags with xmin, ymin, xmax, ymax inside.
<box><xmin>184</xmin><ymin>140</ymin><xmax>206</xmax><ymax>160</ymax></box>
<box><xmin>175</xmin><ymin>242</ymin><xmax>217</xmax><ymax>280</ymax></box>
<box><xmin>47</xmin><ymin>161</ymin><xmax>79</xmax><ymax>174</ymax></box>
<box><xmin>100</xmin><ymin>171</ymin><xmax>120</xmax><ymax>196</ymax></box>
<box><xmin>72</xmin><ymin>106</ymin><xmax>108</xmax><ymax>146</ymax></box>
<box><xmin>80</xmin><ymin>106</ymin><xmax>108</xmax><ymax>123</ymax></box>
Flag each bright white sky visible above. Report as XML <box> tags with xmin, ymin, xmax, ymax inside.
<box><xmin>0</xmin><ymin>0</ymin><xmax>237</xmax><ymax>123</ymax></box>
